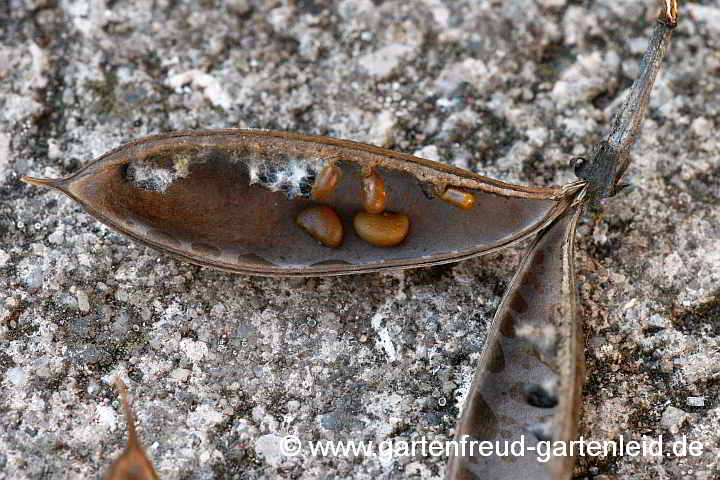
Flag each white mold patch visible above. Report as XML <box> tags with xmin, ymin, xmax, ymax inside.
<box><xmin>246</xmin><ymin>155</ymin><xmax>327</xmax><ymax>200</ymax></box>
<box><xmin>125</xmin><ymin>160</ymin><xmax>189</xmax><ymax>193</ymax></box>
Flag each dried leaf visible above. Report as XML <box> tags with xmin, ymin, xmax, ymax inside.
<box><xmin>106</xmin><ymin>378</ymin><xmax>160</xmax><ymax>480</ymax></box>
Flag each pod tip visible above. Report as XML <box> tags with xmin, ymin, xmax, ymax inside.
<box><xmin>20</xmin><ymin>176</ymin><xmax>63</xmax><ymax>189</ymax></box>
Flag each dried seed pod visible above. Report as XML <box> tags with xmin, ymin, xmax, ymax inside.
<box><xmin>353</xmin><ymin>212</ymin><xmax>410</xmax><ymax>247</ymax></box>
<box><xmin>106</xmin><ymin>378</ymin><xmax>160</xmax><ymax>480</ymax></box>
<box><xmin>447</xmin><ymin>206</ymin><xmax>583</xmax><ymax>480</ymax></box>
<box><xmin>441</xmin><ymin>187</ymin><xmax>476</xmax><ymax>210</ymax></box>
<box><xmin>311</xmin><ymin>164</ymin><xmax>342</xmax><ymax>203</ymax></box>
<box><xmin>360</xmin><ymin>167</ymin><xmax>388</xmax><ymax>214</ymax></box>
<box><xmin>22</xmin><ymin>130</ymin><xmax>582</xmax><ymax>276</ymax></box>
<box><xmin>296</xmin><ymin>205</ymin><xmax>343</xmax><ymax>248</ymax></box>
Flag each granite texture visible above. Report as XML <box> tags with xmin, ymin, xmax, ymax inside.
<box><xmin>1</xmin><ymin>0</ymin><xmax>719</xmax><ymax>479</ymax></box>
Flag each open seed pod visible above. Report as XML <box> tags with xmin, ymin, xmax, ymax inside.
<box><xmin>23</xmin><ymin>130</ymin><xmax>583</xmax><ymax>276</ymax></box>
<box><xmin>447</xmin><ymin>205</ymin><xmax>584</xmax><ymax>479</ymax></box>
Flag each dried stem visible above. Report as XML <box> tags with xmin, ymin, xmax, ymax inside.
<box><xmin>575</xmin><ymin>0</ymin><xmax>678</xmax><ymax>201</ymax></box>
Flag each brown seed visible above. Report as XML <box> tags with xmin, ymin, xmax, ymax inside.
<box><xmin>361</xmin><ymin>168</ymin><xmax>388</xmax><ymax>214</ymax></box>
<box><xmin>297</xmin><ymin>205</ymin><xmax>343</xmax><ymax>248</ymax></box>
<box><xmin>311</xmin><ymin>164</ymin><xmax>342</xmax><ymax>202</ymax></box>
<box><xmin>353</xmin><ymin>212</ymin><xmax>410</xmax><ymax>247</ymax></box>
<box><xmin>441</xmin><ymin>187</ymin><xmax>476</xmax><ymax>210</ymax></box>
<box><xmin>106</xmin><ymin>378</ymin><xmax>160</xmax><ymax>480</ymax></box>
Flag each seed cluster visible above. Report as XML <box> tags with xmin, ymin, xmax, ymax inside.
<box><xmin>293</xmin><ymin>163</ymin><xmax>477</xmax><ymax>249</ymax></box>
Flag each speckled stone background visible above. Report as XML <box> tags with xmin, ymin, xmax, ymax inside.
<box><xmin>1</xmin><ymin>0</ymin><xmax>719</xmax><ymax>479</ymax></box>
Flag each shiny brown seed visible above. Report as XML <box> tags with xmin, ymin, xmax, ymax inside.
<box><xmin>361</xmin><ymin>168</ymin><xmax>388</xmax><ymax>214</ymax></box>
<box><xmin>441</xmin><ymin>187</ymin><xmax>476</xmax><ymax>210</ymax></box>
<box><xmin>311</xmin><ymin>164</ymin><xmax>342</xmax><ymax>202</ymax></box>
<box><xmin>106</xmin><ymin>377</ymin><xmax>160</xmax><ymax>480</ymax></box>
<box><xmin>297</xmin><ymin>205</ymin><xmax>343</xmax><ymax>248</ymax></box>
<box><xmin>353</xmin><ymin>212</ymin><xmax>410</xmax><ymax>247</ymax></box>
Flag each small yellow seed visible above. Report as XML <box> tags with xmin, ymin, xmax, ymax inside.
<box><xmin>361</xmin><ymin>168</ymin><xmax>388</xmax><ymax>214</ymax></box>
<box><xmin>311</xmin><ymin>165</ymin><xmax>342</xmax><ymax>202</ymax></box>
<box><xmin>441</xmin><ymin>187</ymin><xmax>476</xmax><ymax>209</ymax></box>
<box><xmin>297</xmin><ymin>206</ymin><xmax>343</xmax><ymax>248</ymax></box>
<box><xmin>353</xmin><ymin>212</ymin><xmax>409</xmax><ymax>247</ymax></box>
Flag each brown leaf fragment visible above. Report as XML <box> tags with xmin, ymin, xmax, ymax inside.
<box><xmin>106</xmin><ymin>377</ymin><xmax>160</xmax><ymax>480</ymax></box>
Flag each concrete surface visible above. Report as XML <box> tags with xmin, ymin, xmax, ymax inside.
<box><xmin>1</xmin><ymin>0</ymin><xmax>719</xmax><ymax>478</ymax></box>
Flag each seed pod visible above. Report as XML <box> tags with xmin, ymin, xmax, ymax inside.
<box><xmin>21</xmin><ymin>130</ymin><xmax>582</xmax><ymax>276</ymax></box>
<box><xmin>448</xmin><ymin>206</ymin><xmax>583</xmax><ymax>480</ymax></box>
<box><xmin>441</xmin><ymin>187</ymin><xmax>476</xmax><ymax>210</ymax></box>
<box><xmin>106</xmin><ymin>378</ymin><xmax>159</xmax><ymax>480</ymax></box>
<box><xmin>311</xmin><ymin>164</ymin><xmax>342</xmax><ymax>203</ymax></box>
<box><xmin>360</xmin><ymin>167</ymin><xmax>388</xmax><ymax>214</ymax></box>
<box><xmin>297</xmin><ymin>205</ymin><xmax>343</xmax><ymax>248</ymax></box>
<box><xmin>353</xmin><ymin>212</ymin><xmax>410</xmax><ymax>247</ymax></box>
